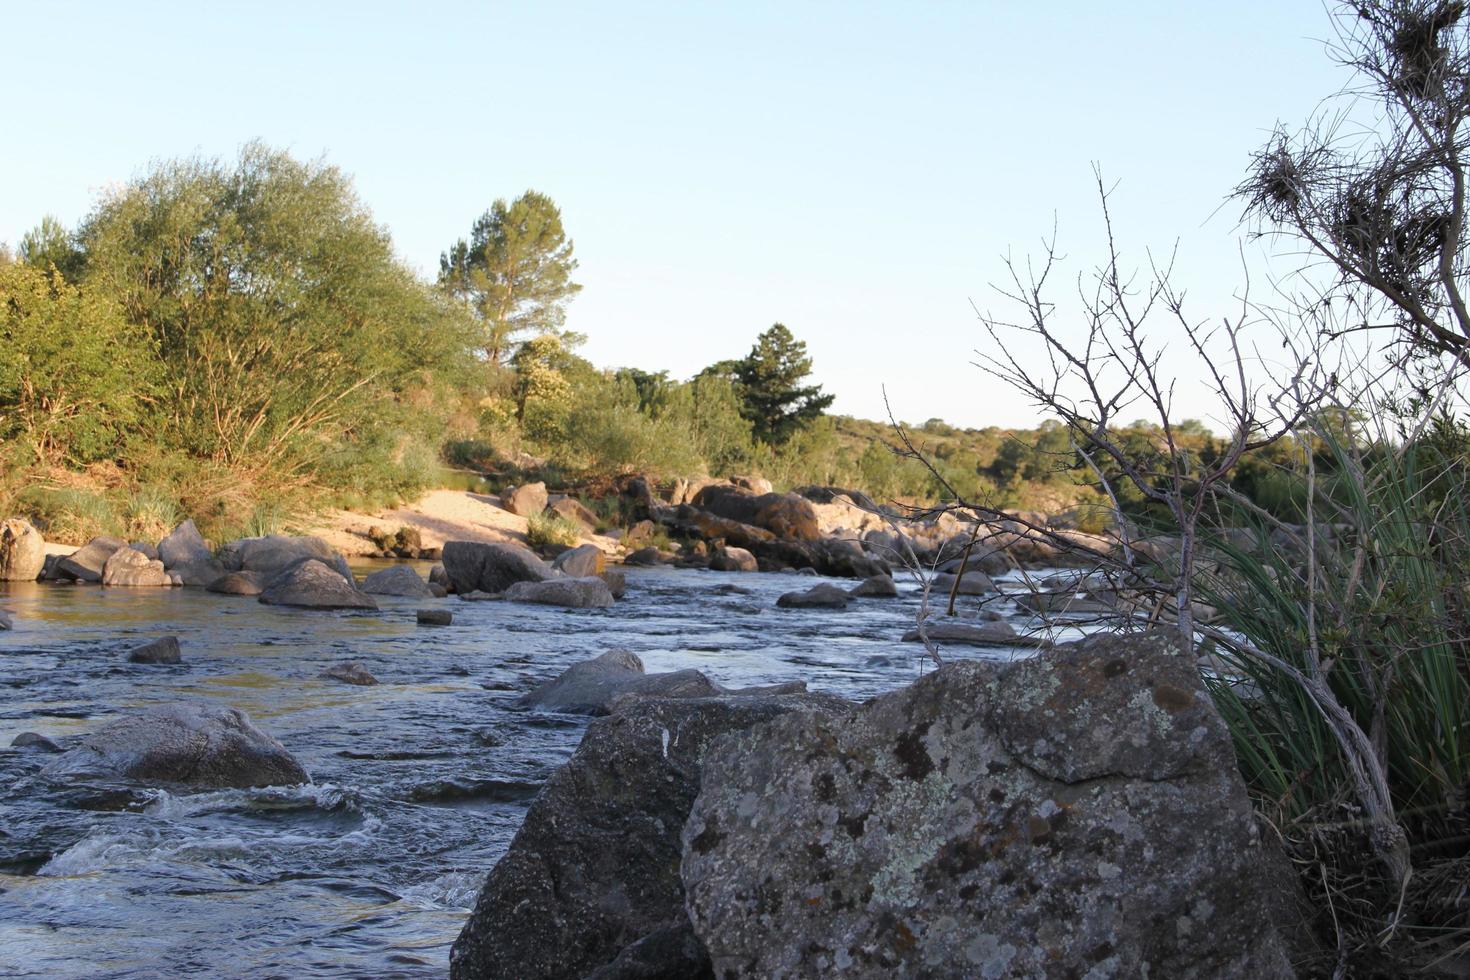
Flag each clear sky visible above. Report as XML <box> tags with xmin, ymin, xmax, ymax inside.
<box><xmin>4</xmin><ymin>1</ymin><xmax>1344</xmax><ymax>429</ymax></box>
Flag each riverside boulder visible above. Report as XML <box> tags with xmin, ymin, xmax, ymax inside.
<box><xmin>56</xmin><ymin>535</ymin><xmax>126</xmax><ymax>583</ymax></box>
<box><xmin>258</xmin><ymin>559</ymin><xmax>377</xmax><ymax>610</ymax></box>
<box><xmin>224</xmin><ymin>535</ymin><xmax>354</xmax><ymax>586</ymax></box>
<box><xmin>157</xmin><ymin>519</ymin><xmax>212</xmax><ymax>569</ymax></box>
<box><xmin>692</xmin><ymin>485</ymin><xmax>821</xmax><ymax>541</ymax></box>
<box><xmin>681</xmin><ymin>632</ymin><xmax>1295</xmax><ymax>978</ymax></box>
<box><xmin>550</xmin><ymin>543</ymin><xmax>605</xmax><ymax>577</ymax></box>
<box><xmin>504</xmin><ymin>576</ymin><xmax>615</xmax><ymax>609</ymax></box>
<box><xmin>102</xmin><ymin>547</ymin><xmax>172</xmax><ymax>587</ymax></box>
<box><xmin>449</xmin><ymin>692</ymin><xmax>849</xmax><ymax>980</ymax></box>
<box><xmin>42</xmin><ymin>703</ymin><xmax>307</xmax><ymax>788</ymax></box>
<box><xmin>441</xmin><ymin>540</ymin><xmax>555</xmax><ymax>595</ymax></box>
<box><xmin>0</xmin><ymin>518</ymin><xmax>46</xmax><ymax>581</ymax></box>
<box><xmin>502</xmin><ymin>481</ymin><xmax>549</xmax><ymax>517</ymax></box>
<box><xmin>359</xmin><ymin>564</ymin><xmax>435</xmax><ymax>598</ymax></box>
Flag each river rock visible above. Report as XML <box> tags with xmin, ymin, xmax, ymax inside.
<box><xmin>849</xmin><ymin>573</ymin><xmax>899</xmax><ymax>598</ymax></box>
<box><xmin>441</xmin><ymin>540</ymin><xmax>556</xmax><ymax>595</ymax></box>
<box><xmin>207</xmin><ymin>570</ymin><xmax>265</xmax><ymax>596</ymax></box>
<box><xmin>320</xmin><ymin>661</ymin><xmax>378</xmax><ymax>685</ymax></box>
<box><xmin>551</xmin><ymin>543</ymin><xmax>605</xmax><ymax>577</ymax></box>
<box><xmin>502</xmin><ymin>481</ymin><xmax>549</xmax><ymax>517</ymax></box>
<box><xmin>128</xmin><ymin>636</ymin><xmax>181</xmax><ymax>664</ymax></box>
<box><xmin>360</xmin><ymin>563</ymin><xmax>435</xmax><ymax>597</ymax></box>
<box><xmin>776</xmin><ymin>583</ymin><xmax>851</xmax><ymax>609</ymax></box>
<box><xmin>11</xmin><ymin>731</ymin><xmax>62</xmax><ymax>752</ymax></box>
<box><xmin>225</xmin><ymin>535</ymin><xmax>354</xmax><ymax>586</ymax></box>
<box><xmin>693</xmin><ymin>485</ymin><xmax>821</xmax><ymax>541</ymax></box>
<box><xmin>170</xmin><ymin>557</ymin><xmax>228</xmax><ymax>587</ymax></box>
<box><xmin>0</xmin><ymin>518</ymin><xmax>46</xmax><ymax>581</ymax></box>
<box><xmin>600</xmin><ymin>570</ymin><xmax>627</xmax><ymax>599</ymax></box>
<box><xmin>623</xmin><ymin>546</ymin><xmax>664</xmax><ymax>566</ymax></box>
<box><xmin>56</xmin><ymin>535</ymin><xmax>126</xmax><ymax>582</ymax></box>
<box><xmin>901</xmin><ymin>619</ymin><xmax>1049</xmax><ymax>648</ymax></box>
<box><xmin>709</xmin><ymin>546</ymin><xmax>757</xmax><ymax>572</ymax></box>
<box><xmin>450</xmin><ymin>692</ymin><xmax>849</xmax><ymax>980</ymax></box>
<box><xmin>43</xmin><ymin>703</ymin><xmax>308</xmax><ymax>788</ymax></box>
<box><xmin>102</xmin><ymin>547</ymin><xmax>172</xmax><ymax>587</ymax></box>
<box><xmin>931</xmin><ymin>568</ymin><xmax>995</xmax><ymax>595</ymax></box>
<box><xmin>515</xmin><ymin>650</ymin><xmax>719</xmax><ymax>715</ymax></box>
<box><xmin>428</xmin><ymin>563</ymin><xmax>451</xmax><ymax>590</ymax></box>
<box><xmin>158</xmin><ymin>518</ymin><xmax>212</xmax><ymax>568</ymax></box>
<box><xmin>681</xmin><ymin>632</ymin><xmax>1294</xmax><ymax>979</ymax></box>
<box><xmin>258</xmin><ymin>559</ymin><xmax>377</xmax><ymax>610</ymax></box>
<box><xmin>504</xmin><ymin>576</ymin><xmax>615</xmax><ymax>609</ymax></box>
<box><xmin>548</xmin><ymin>496</ymin><xmax>599</xmax><ymax>529</ymax></box>
<box><xmin>417</xmin><ymin>608</ymin><xmax>452</xmax><ymax>626</ymax></box>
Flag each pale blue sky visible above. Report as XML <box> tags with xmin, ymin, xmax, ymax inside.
<box><xmin>4</xmin><ymin>2</ymin><xmax>1343</xmax><ymax>428</ymax></box>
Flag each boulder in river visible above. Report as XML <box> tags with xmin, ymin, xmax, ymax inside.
<box><xmin>359</xmin><ymin>563</ymin><xmax>435</xmax><ymax>598</ymax></box>
<box><xmin>441</xmin><ymin>540</ymin><xmax>556</xmax><ymax>595</ymax></box>
<box><xmin>128</xmin><ymin>636</ymin><xmax>182</xmax><ymax>664</ymax></box>
<box><xmin>931</xmin><ymin>568</ymin><xmax>995</xmax><ymax>595</ymax></box>
<box><xmin>502</xmin><ymin>481</ymin><xmax>549</xmax><ymax>517</ymax></box>
<box><xmin>680</xmin><ymin>632</ymin><xmax>1295</xmax><ymax>978</ymax></box>
<box><xmin>417</xmin><ymin>608</ymin><xmax>452</xmax><ymax>626</ymax></box>
<box><xmin>42</xmin><ymin>702</ymin><xmax>308</xmax><ymax>788</ymax></box>
<box><xmin>170</xmin><ymin>557</ymin><xmax>227</xmax><ymax>587</ymax></box>
<box><xmin>11</xmin><ymin>731</ymin><xmax>62</xmax><ymax>752</ymax></box>
<box><xmin>708</xmin><ymin>546</ymin><xmax>757</xmax><ymax>573</ymax></box>
<box><xmin>515</xmin><ymin>650</ymin><xmax>806</xmax><ymax>716</ymax></box>
<box><xmin>102</xmin><ymin>547</ymin><xmax>173</xmax><ymax>587</ymax></box>
<box><xmin>56</xmin><ymin>535</ymin><xmax>126</xmax><ymax>583</ymax></box>
<box><xmin>224</xmin><ymin>535</ymin><xmax>354</xmax><ymax>586</ymax></box>
<box><xmin>623</xmin><ymin>546</ymin><xmax>664</xmax><ymax>566</ymax></box>
<box><xmin>849</xmin><ymin>573</ymin><xmax>899</xmax><ymax>598</ymax></box>
<box><xmin>901</xmin><ymin>619</ymin><xmax>1048</xmax><ymax>648</ymax></box>
<box><xmin>207</xmin><ymin>570</ymin><xmax>265</xmax><ymax>596</ymax></box>
<box><xmin>776</xmin><ymin>583</ymin><xmax>851</xmax><ymax>609</ymax></box>
<box><xmin>551</xmin><ymin>543</ymin><xmax>605</xmax><ymax>578</ymax></box>
<box><xmin>0</xmin><ymin>518</ymin><xmax>46</xmax><ymax>581</ymax></box>
<box><xmin>450</xmin><ymin>691</ymin><xmax>850</xmax><ymax>980</ymax></box>
<box><xmin>504</xmin><ymin>576</ymin><xmax>615</xmax><ymax>609</ymax></box>
<box><xmin>258</xmin><ymin>559</ymin><xmax>377</xmax><ymax>610</ymax></box>
<box><xmin>320</xmin><ymin>661</ymin><xmax>378</xmax><ymax>686</ymax></box>
<box><xmin>692</xmin><ymin>485</ymin><xmax>821</xmax><ymax>541</ymax></box>
<box><xmin>157</xmin><ymin>518</ymin><xmax>212</xmax><ymax>569</ymax></box>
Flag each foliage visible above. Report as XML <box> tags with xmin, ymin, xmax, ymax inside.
<box><xmin>439</xmin><ymin>190</ymin><xmax>581</xmax><ymax>363</ymax></box>
<box><xmin>525</xmin><ymin>512</ymin><xmax>583</xmax><ymax>552</ymax></box>
<box><xmin>0</xmin><ymin>263</ymin><xmax>158</xmax><ymax>466</ymax></box>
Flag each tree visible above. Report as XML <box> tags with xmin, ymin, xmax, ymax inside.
<box><xmin>439</xmin><ymin>190</ymin><xmax>581</xmax><ymax>363</ymax></box>
<box><xmin>1239</xmin><ymin>1</ymin><xmax>1470</xmax><ymax>372</ymax></box>
<box><xmin>716</xmin><ymin>323</ymin><xmax>835</xmax><ymax>444</ymax></box>
<box><xmin>19</xmin><ymin>215</ymin><xmax>82</xmax><ymax>279</ymax></box>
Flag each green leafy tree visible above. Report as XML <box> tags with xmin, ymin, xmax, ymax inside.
<box><xmin>0</xmin><ymin>264</ymin><xmax>157</xmax><ymax>464</ymax></box>
<box><xmin>439</xmin><ymin>190</ymin><xmax>581</xmax><ymax>363</ymax></box>
<box><xmin>19</xmin><ymin>215</ymin><xmax>83</xmax><ymax>279</ymax></box>
<box><xmin>716</xmin><ymin>323</ymin><xmax>835</xmax><ymax>445</ymax></box>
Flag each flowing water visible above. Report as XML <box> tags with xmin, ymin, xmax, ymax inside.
<box><xmin>0</xmin><ymin>563</ymin><xmax>1069</xmax><ymax>979</ymax></box>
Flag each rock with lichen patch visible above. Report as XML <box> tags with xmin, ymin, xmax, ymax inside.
<box><xmin>680</xmin><ymin>631</ymin><xmax>1295</xmax><ymax>979</ymax></box>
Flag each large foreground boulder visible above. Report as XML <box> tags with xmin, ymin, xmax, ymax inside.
<box><xmin>56</xmin><ymin>535</ymin><xmax>126</xmax><ymax>582</ymax></box>
<box><xmin>450</xmin><ymin>692</ymin><xmax>849</xmax><ymax>980</ymax></box>
<box><xmin>0</xmin><ymin>518</ymin><xmax>46</xmax><ymax>581</ymax></box>
<box><xmin>359</xmin><ymin>563</ymin><xmax>435</xmax><ymax>598</ymax></box>
<box><xmin>102</xmin><ymin>547</ymin><xmax>172</xmax><ymax>587</ymax></box>
<box><xmin>258</xmin><ymin>559</ymin><xmax>377</xmax><ymax>610</ymax></box>
<box><xmin>441</xmin><ymin>540</ymin><xmax>556</xmax><ymax>595</ymax></box>
<box><xmin>505</xmin><ymin>576</ymin><xmax>615</xmax><ymax>609</ymax></box>
<box><xmin>681</xmin><ymin>632</ymin><xmax>1295</xmax><ymax>978</ymax></box>
<box><xmin>42</xmin><ymin>703</ymin><xmax>307</xmax><ymax>788</ymax></box>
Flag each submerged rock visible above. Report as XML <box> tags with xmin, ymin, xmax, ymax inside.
<box><xmin>320</xmin><ymin>661</ymin><xmax>378</xmax><ymax>686</ymax></box>
<box><xmin>504</xmin><ymin>576</ymin><xmax>615</xmax><ymax>609</ymax></box>
<box><xmin>258</xmin><ymin>559</ymin><xmax>377</xmax><ymax>610</ymax></box>
<box><xmin>417</xmin><ymin>608</ymin><xmax>453</xmax><ymax>626</ymax></box>
<box><xmin>359</xmin><ymin>563</ymin><xmax>435</xmax><ymax>598</ymax></box>
<box><xmin>681</xmin><ymin>632</ymin><xmax>1294</xmax><ymax>978</ymax></box>
<box><xmin>776</xmin><ymin>583</ymin><xmax>851</xmax><ymax>609</ymax></box>
<box><xmin>0</xmin><ymin>518</ymin><xmax>46</xmax><ymax>581</ymax></box>
<box><xmin>450</xmin><ymin>692</ymin><xmax>849</xmax><ymax>980</ymax></box>
<box><xmin>127</xmin><ymin>636</ymin><xmax>182</xmax><ymax>664</ymax></box>
<box><xmin>43</xmin><ymin>703</ymin><xmax>307</xmax><ymax>788</ymax></box>
<box><xmin>441</xmin><ymin>540</ymin><xmax>556</xmax><ymax>595</ymax></box>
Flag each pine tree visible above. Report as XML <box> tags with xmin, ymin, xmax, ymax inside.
<box><xmin>726</xmin><ymin>323</ymin><xmax>835</xmax><ymax>444</ymax></box>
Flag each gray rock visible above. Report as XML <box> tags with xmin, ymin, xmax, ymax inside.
<box><xmin>901</xmin><ymin>620</ymin><xmax>1048</xmax><ymax>648</ymax></box>
<box><xmin>258</xmin><ymin>559</ymin><xmax>377</xmax><ymax>610</ymax></box>
<box><xmin>171</xmin><ymin>557</ymin><xmax>228</xmax><ymax>587</ymax></box>
<box><xmin>515</xmin><ymin>650</ymin><xmax>803</xmax><ymax>716</ymax></box>
<box><xmin>708</xmin><ymin>546</ymin><xmax>757</xmax><ymax>572</ymax></box>
<box><xmin>320</xmin><ymin>661</ymin><xmax>378</xmax><ymax>685</ymax></box>
<box><xmin>359</xmin><ymin>563</ymin><xmax>435</xmax><ymax>597</ymax></box>
<box><xmin>441</xmin><ymin>540</ymin><xmax>556</xmax><ymax>595</ymax></box>
<box><xmin>551</xmin><ymin>543</ymin><xmax>605</xmax><ymax>577</ymax></box>
<box><xmin>428</xmin><ymin>563</ymin><xmax>451</xmax><ymax>590</ymax></box>
<box><xmin>548</xmin><ymin>495</ymin><xmax>599</xmax><ymax>529</ymax></box>
<box><xmin>502</xmin><ymin>481</ymin><xmax>549</xmax><ymax>517</ymax></box>
<box><xmin>157</xmin><ymin>519</ymin><xmax>212</xmax><ymax>568</ymax></box>
<box><xmin>681</xmin><ymin>632</ymin><xmax>1294</xmax><ymax>979</ymax></box>
<box><xmin>225</xmin><ymin>535</ymin><xmax>354</xmax><ymax>586</ymax></box>
<box><xmin>450</xmin><ymin>692</ymin><xmax>848</xmax><ymax>980</ymax></box>
<box><xmin>624</xmin><ymin>546</ymin><xmax>664</xmax><ymax>566</ymax></box>
<box><xmin>583</xmin><ymin>920</ymin><xmax>712</xmax><ymax>980</ymax></box>
<box><xmin>128</xmin><ymin>636</ymin><xmax>181</xmax><ymax>664</ymax></box>
<box><xmin>101</xmin><ymin>547</ymin><xmax>172</xmax><ymax>587</ymax></box>
<box><xmin>0</xmin><ymin>518</ymin><xmax>46</xmax><ymax>581</ymax></box>
<box><xmin>931</xmin><ymin>568</ymin><xmax>995</xmax><ymax>595</ymax></box>
<box><xmin>11</xmin><ymin>731</ymin><xmax>62</xmax><ymax>752</ymax></box>
<box><xmin>56</xmin><ymin>535</ymin><xmax>126</xmax><ymax>582</ymax></box>
<box><xmin>505</xmin><ymin>576</ymin><xmax>615</xmax><ymax>609</ymax></box>
<box><xmin>417</xmin><ymin>608</ymin><xmax>453</xmax><ymax>626</ymax></box>
<box><xmin>43</xmin><ymin>703</ymin><xmax>307</xmax><ymax>788</ymax></box>
<box><xmin>849</xmin><ymin>573</ymin><xmax>899</xmax><ymax>598</ymax></box>
<box><xmin>776</xmin><ymin>583</ymin><xmax>851</xmax><ymax>609</ymax></box>
<box><xmin>127</xmin><ymin>540</ymin><xmax>160</xmax><ymax>561</ymax></box>
<box><xmin>39</xmin><ymin>553</ymin><xmax>65</xmax><ymax>581</ymax></box>
<box><xmin>207</xmin><ymin>570</ymin><xmax>264</xmax><ymax>596</ymax></box>
<box><xmin>600</xmin><ymin>570</ymin><xmax>627</xmax><ymax>600</ymax></box>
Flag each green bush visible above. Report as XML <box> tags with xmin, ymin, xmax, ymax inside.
<box><xmin>526</xmin><ymin>512</ymin><xmax>583</xmax><ymax>552</ymax></box>
<box><xmin>20</xmin><ymin>486</ymin><xmax>123</xmax><ymax>544</ymax></box>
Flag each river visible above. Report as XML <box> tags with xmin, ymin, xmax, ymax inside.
<box><xmin>0</xmin><ymin>562</ymin><xmax>1062</xmax><ymax>978</ymax></box>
